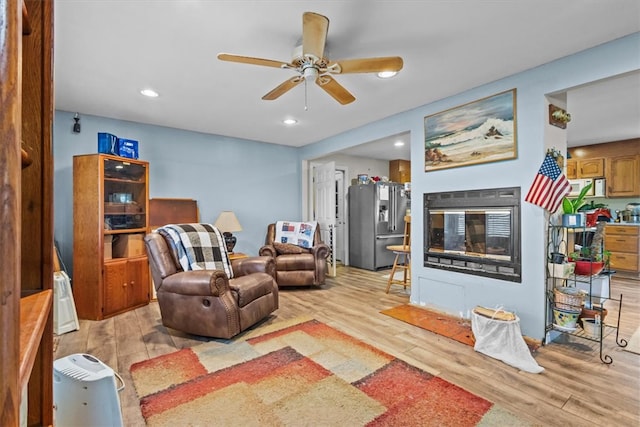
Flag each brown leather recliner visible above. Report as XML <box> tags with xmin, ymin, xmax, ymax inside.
<box><xmin>259</xmin><ymin>223</ymin><xmax>330</xmax><ymax>287</ymax></box>
<box><xmin>144</xmin><ymin>232</ymin><xmax>278</xmax><ymax>339</ymax></box>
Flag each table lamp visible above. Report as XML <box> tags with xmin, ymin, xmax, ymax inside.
<box><xmin>214</xmin><ymin>211</ymin><xmax>243</xmax><ymax>253</ymax></box>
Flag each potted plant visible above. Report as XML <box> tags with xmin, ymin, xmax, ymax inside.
<box><xmin>568</xmin><ymin>247</ymin><xmax>610</xmax><ymax>276</ymax></box>
<box><xmin>561</xmin><ymin>181</ymin><xmax>592</xmax><ymax>227</ymax></box>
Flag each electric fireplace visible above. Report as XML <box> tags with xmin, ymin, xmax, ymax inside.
<box><xmin>424</xmin><ymin>187</ymin><xmax>521</xmax><ymax>282</ymax></box>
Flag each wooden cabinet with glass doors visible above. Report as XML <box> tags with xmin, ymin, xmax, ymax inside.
<box><xmin>73</xmin><ymin>154</ymin><xmax>150</xmax><ymax>320</ymax></box>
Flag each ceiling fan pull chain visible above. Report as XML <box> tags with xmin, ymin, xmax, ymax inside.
<box><xmin>304</xmin><ymin>78</ymin><xmax>309</xmax><ymax>111</ymax></box>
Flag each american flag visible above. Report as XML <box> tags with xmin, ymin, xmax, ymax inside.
<box><xmin>525</xmin><ymin>153</ymin><xmax>571</xmax><ymax>212</ymax></box>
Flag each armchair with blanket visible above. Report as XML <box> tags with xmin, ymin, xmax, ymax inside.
<box><xmin>259</xmin><ymin>221</ymin><xmax>330</xmax><ymax>287</ymax></box>
<box><xmin>144</xmin><ymin>223</ymin><xmax>278</xmax><ymax>339</ymax></box>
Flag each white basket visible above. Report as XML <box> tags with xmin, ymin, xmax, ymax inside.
<box><xmin>547</xmin><ymin>262</ymin><xmax>575</xmax><ymax>279</ymax></box>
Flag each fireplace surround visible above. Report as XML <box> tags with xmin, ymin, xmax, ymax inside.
<box><xmin>423</xmin><ymin>187</ymin><xmax>521</xmax><ymax>282</ymax></box>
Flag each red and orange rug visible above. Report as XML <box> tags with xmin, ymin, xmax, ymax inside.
<box><xmin>130</xmin><ymin>317</ymin><xmax>528</xmax><ymax>426</ymax></box>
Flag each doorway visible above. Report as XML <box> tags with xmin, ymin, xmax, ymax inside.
<box><xmin>305</xmin><ymin>132</ymin><xmax>412</xmax><ymax>269</ymax></box>
<box><xmin>309</xmin><ymin>161</ymin><xmax>350</xmax><ymax>269</ymax></box>
<box><xmin>334</xmin><ymin>169</ymin><xmax>347</xmax><ymax>263</ymax></box>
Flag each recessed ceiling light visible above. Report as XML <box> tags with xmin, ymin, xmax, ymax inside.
<box><xmin>394</xmin><ymin>141</ymin><xmax>405</xmax><ymax>147</ymax></box>
<box><xmin>140</xmin><ymin>88</ymin><xmax>159</xmax><ymax>97</ymax></box>
<box><xmin>377</xmin><ymin>71</ymin><xmax>398</xmax><ymax>79</ymax></box>
<box><xmin>283</xmin><ymin>118</ymin><xmax>298</xmax><ymax>125</ymax></box>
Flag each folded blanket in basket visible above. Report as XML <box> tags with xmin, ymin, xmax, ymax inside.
<box><xmin>473</xmin><ymin>306</ymin><xmax>516</xmax><ymax>321</ymax></box>
<box><xmin>157</xmin><ymin>223</ymin><xmax>233</xmax><ymax>278</ymax></box>
<box><xmin>274</xmin><ymin>220</ymin><xmax>317</xmax><ymax>249</ymax></box>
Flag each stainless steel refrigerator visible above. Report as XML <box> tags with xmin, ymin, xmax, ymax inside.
<box><xmin>348</xmin><ymin>182</ymin><xmax>408</xmax><ymax>270</ymax></box>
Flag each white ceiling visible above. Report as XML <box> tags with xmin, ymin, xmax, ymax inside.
<box><xmin>566</xmin><ymin>71</ymin><xmax>640</xmax><ymax>147</ymax></box>
<box><xmin>54</xmin><ymin>1</ymin><xmax>640</xmax><ymax>162</ymax></box>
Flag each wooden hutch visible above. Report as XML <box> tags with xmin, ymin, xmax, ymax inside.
<box><xmin>1</xmin><ymin>1</ymin><xmax>55</xmax><ymax>425</ymax></box>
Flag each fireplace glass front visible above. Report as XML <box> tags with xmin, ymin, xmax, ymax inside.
<box><xmin>424</xmin><ymin>187</ymin><xmax>521</xmax><ymax>282</ymax></box>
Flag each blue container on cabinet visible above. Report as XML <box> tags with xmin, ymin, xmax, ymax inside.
<box><xmin>97</xmin><ymin>133</ymin><xmax>119</xmax><ymax>156</ymax></box>
<box><xmin>116</xmin><ymin>138</ymin><xmax>139</xmax><ymax>159</ymax></box>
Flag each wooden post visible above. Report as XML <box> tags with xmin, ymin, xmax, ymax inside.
<box><xmin>0</xmin><ymin>1</ymin><xmax>23</xmax><ymax>424</ymax></box>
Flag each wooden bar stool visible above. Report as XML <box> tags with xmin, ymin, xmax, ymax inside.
<box><xmin>386</xmin><ymin>215</ymin><xmax>411</xmax><ymax>293</ymax></box>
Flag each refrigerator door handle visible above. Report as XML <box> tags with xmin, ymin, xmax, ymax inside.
<box><xmin>376</xmin><ymin>234</ymin><xmax>405</xmax><ymax>239</ymax></box>
<box><xmin>389</xmin><ymin>185</ymin><xmax>396</xmax><ymax>232</ymax></box>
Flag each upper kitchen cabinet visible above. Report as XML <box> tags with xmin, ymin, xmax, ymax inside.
<box><xmin>578</xmin><ymin>158</ymin><xmax>605</xmax><ymax>178</ymax></box>
<box><xmin>606</xmin><ymin>154</ymin><xmax>640</xmax><ymax>197</ymax></box>
<box><xmin>568</xmin><ymin>139</ymin><xmax>640</xmax><ymax>197</ymax></box>
<box><xmin>566</xmin><ymin>158</ymin><xmax>604</xmax><ymax>179</ymax></box>
<box><xmin>389</xmin><ymin>159</ymin><xmax>411</xmax><ymax>184</ymax></box>
<box><xmin>566</xmin><ymin>160</ymin><xmax>577</xmax><ymax>179</ymax></box>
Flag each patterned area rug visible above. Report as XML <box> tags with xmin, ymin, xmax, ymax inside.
<box><xmin>625</xmin><ymin>326</ymin><xmax>640</xmax><ymax>354</ymax></box>
<box><xmin>130</xmin><ymin>317</ymin><xmax>529</xmax><ymax>426</ymax></box>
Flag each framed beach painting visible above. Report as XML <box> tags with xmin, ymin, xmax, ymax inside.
<box><xmin>424</xmin><ymin>89</ymin><xmax>517</xmax><ymax>172</ymax></box>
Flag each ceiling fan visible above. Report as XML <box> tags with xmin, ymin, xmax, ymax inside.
<box><xmin>217</xmin><ymin>12</ymin><xmax>403</xmax><ymax>106</ymax></box>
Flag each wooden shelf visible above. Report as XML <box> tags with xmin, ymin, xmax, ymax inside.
<box><xmin>105</xmin><ymin>227</ymin><xmax>148</xmax><ymax>235</ymax></box>
<box><xmin>19</xmin><ymin>290</ymin><xmax>52</xmax><ymax>388</ymax></box>
<box><xmin>75</xmin><ymin>154</ymin><xmax>150</xmax><ymax>320</ymax></box>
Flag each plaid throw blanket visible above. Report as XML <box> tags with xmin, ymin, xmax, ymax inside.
<box><xmin>157</xmin><ymin>223</ymin><xmax>233</xmax><ymax>278</ymax></box>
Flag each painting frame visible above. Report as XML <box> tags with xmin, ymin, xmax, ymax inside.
<box><xmin>424</xmin><ymin>88</ymin><xmax>517</xmax><ymax>172</ymax></box>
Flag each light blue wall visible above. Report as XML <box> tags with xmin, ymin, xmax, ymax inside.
<box><xmin>299</xmin><ymin>33</ymin><xmax>640</xmax><ymax>338</ymax></box>
<box><xmin>54</xmin><ymin>33</ymin><xmax>639</xmax><ymax>338</ymax></box>
<box><xmin>53</xmin><ymin>114</ymin><xmax>300</xmax><ymax>274</ymax></box>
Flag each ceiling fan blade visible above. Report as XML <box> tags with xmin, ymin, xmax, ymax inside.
<box><xmin>316</xmin><ymin>75</ymin><xmax>355</xmax><ymax>105</ymax></box>
<box><xmin>217</xmin><ymin>53</ymin><xmax>293</xmax><ymax>69</ymax></box>
<box><xmin>262</xmin><ymin>76</ymin><xmax>303</xmax><ymax>100</ymax></box>
<box><xmin>302</xmin><ymin>12</ymin><xmax>329</xmax><ymax>59</ymax></box>
<box><xmin>331</xmin><ymin>56</ymin><xmax>404</xmax><ymax>74</ymax></box>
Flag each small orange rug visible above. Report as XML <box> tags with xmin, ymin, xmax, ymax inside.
<box><xmin>381</xmin><ymin>304</ymin><xmax>476</xmax><ymax>346</ymax></box>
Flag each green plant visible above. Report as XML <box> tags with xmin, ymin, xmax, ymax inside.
<box><xmin>562</xmin><ymin>181</ymin><xmax>593</xmax><ymax>214</ymax></box>
<box><xmin>569</xmin><ymin>247</ymin><xmax>611</xmax><ymax>262</ymax></box>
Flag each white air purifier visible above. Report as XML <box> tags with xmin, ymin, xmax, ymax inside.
<box><xmin>53</xmin><ymin>271</ymin><xmax>79</xmax><ymax>335</ymax></box>
<box><xmin>53</xmin><ymin>353</ymin><xmax>124</xmax><ymax>427</ymax></box>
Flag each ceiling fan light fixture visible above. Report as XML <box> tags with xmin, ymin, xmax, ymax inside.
<box><xmin>140</xmin><ymin>88</ymin><xmax>159</xmax><ymax>97</ymax></box>
<box><xmin>377</xmin><ymin>71</ymin><xmax>398</xmax><ymax>79</ymax></box>
<box><xmin>303</xmin><ymin>66</ymin><xmax>319</xmax><ymax>82</ymax></box>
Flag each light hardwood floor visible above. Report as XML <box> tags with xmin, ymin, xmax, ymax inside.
<box><xmin>54</xmin><ymin>267</ymin><xmax>640</xmax><ymax>426</ymax></box>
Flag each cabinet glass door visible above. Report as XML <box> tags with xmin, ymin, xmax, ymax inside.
<box><xmin>103</xmin><ymin>158</ymin><xmax>147</xmax><ymax>231</ymax></box>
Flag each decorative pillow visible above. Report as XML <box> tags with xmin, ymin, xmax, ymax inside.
<box><xmin>273</xmin><ymin>242</ymin><xmax>310</xmax><ymax>255</ymax></box>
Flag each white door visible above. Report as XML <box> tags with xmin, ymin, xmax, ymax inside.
<box><xmin>335</xmin><ymin>170</ymin><xmax>346</xmax><ymax>263</ymax></box>
<box><xmin>314</xmin><ymin>161</ymin><xmax>336</xmax><ymax>276</ymax></box>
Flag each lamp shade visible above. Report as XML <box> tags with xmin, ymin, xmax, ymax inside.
<box><xmin>214</xmin><ymin>211</ymin><xmax>243</xmax><ymax>233</ymax></box>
